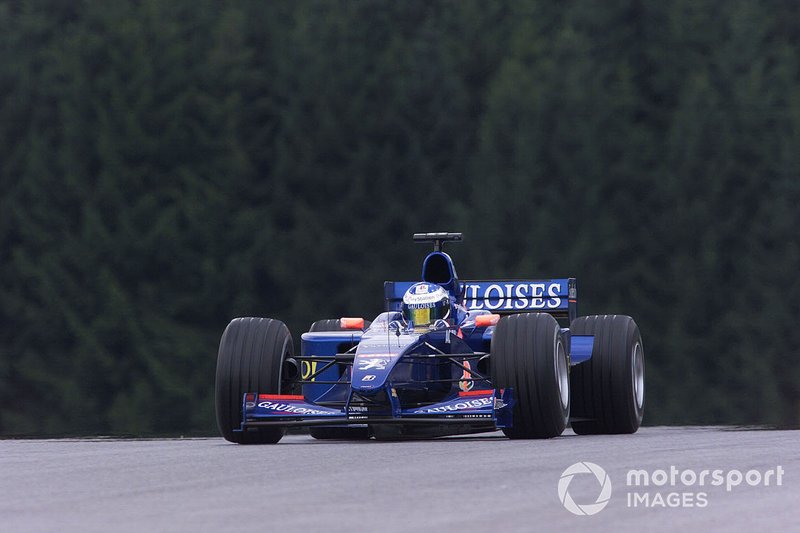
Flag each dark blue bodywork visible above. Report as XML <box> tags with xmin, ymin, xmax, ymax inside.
<box><xmin>239</xmin><ymin>249</ymin><xmax>593</xmax><ymax>436</ymax></box>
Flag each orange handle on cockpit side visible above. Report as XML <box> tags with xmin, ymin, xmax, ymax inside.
<box><xmin>340</xmin><ymin>317</ymin><xmax>365</xmax><ymax>329</ymax></box>
<box><xmin>474</xmin><ymin>314</ymin><xmax>500</xmax><ymax>327</ymax></box>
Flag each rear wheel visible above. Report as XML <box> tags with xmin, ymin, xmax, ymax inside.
<box><xmin>215</xmin><ymin>317</ymin><xmax>292</xmax><ymax>444</ymax></box>
<box><xmin>309</xmin><ymin>319</ymin><xmax>343</xmax><ymax>332</ymax></box>
<box><xmin>309</xmin><ymin>318</ymin><xmax>371</xmax><ymax>332</ymax></box>
<box><xmin>491</xmin><ymin>313</ymin><xmax>569</xmax><ymax>439</ymax></box>
<box><xmin>569</xmin><ymin>315</ymin><xmax>644</xmax><ymax>434</ymax></box>
<box><xmin>307</xmin><ymin>318</ymin><xmax>371</xmax><ymax>441</ymax></box>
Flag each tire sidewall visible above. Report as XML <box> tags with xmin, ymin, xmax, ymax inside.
<box><xmin>624</xmin><ymin>323</ymin><xmax>645</xmax><ymax>427</ymax></box>
<box><xmin>553</xmin><ymin>325</ymin><xmax>570</xmax><ymax>422</ymax></box>
<box><xmin>570</xmin><ymin>314</ymin><xmax>644</xmax><ymax>434</ymax></box>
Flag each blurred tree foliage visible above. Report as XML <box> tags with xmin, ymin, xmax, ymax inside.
<box><xmin>1</xmin><ymin>0</ymin><xmax>798</xmax><ymax>435</ymax></box>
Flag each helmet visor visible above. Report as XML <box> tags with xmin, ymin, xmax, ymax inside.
<box><xmin>408</xmin><ymin>307</ymin><xmax>432</xmax><ymax>327</ymax></box>
<box><xmin>406</xmin><ymin>301</ymin><xmax>449</xmax><ymax>327</ymax></box>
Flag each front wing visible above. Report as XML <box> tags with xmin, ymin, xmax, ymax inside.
<box><xmin>236</xmin><ymin>389</ymin><xmax>514</xmax><ymax>431</ymax></box>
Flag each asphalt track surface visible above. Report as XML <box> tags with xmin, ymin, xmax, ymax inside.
<box><xmin>1</xmin><ymin>427</ymin><xmax>797</xmax><ymax>532</ymax></box>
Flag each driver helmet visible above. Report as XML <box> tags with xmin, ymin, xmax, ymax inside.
<box><xmin>402</xmin><ymin>282</ymin><xmax>451</xmax><ymax>329</ymax></box>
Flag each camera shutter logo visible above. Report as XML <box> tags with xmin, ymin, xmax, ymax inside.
<box><xmin>558</xmin><ymin>462</ymin><xmax>612</xmax><ymax>516</ymax></box>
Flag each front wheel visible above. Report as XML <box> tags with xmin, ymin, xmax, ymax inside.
<box><xmin>491</xmin><ymin>313</ymin><xmax>570</xmax><ymax>439</ymax></box>
<box><xmin>215</xmin><ymin>317</ymin><xmax>293</xmax><ymax>444</ymax></box>
<box><xmin>569</xmin><ymin>314</ymin><xmax>644</xmax><ymax>434</ymax></box>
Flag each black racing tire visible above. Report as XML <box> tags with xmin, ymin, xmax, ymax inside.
<box><xmin>491</xmin><ymin>313</ymin><xmax>570</xmax><ymax>439</ymax></box>
<box><xmin>308</xmin><ymin>318</ymin><xmax>371</xmax><ymax>332</ymax></box>
<box><xmin>309</xmin><ymin>319</ymin><xmax>343</xmax><ymax>332</ymax></box>
<box><xmin>215</xmin><ymin>317</ymin><xmax>293</xmax><ymax>444</ymax></box>
<box><xmin>307</xmin><ymin>318</ymin><xmax>371</xmax><ymax>441</ymax></box>
<box><xmin>569</xmin><ymin>315</ymin><xmax>644</xmax><ymax>434</ymax></box>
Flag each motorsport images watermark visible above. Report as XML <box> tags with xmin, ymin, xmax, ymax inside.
<box><xmin>558</xmin><ymin>462</ymin><xmax>612</xmax><ymax>515</ymax></box>
<box><xmin>558</xmin><ymin>462</ymin><xmax>785</xmax><ymax>515</ymax></box>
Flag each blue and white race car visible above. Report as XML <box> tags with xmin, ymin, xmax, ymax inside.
<box><xmin>215</xmin><ymin>233</ymin><xmax>645</xmax><ymax>443</ymax></box>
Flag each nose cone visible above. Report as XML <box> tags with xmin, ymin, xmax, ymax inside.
<box><xmin>351</xmin><ymin>331</ymin><xmax>419</xmax><ymax>392</ymax></box>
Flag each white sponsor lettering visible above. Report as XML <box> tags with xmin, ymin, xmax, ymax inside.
<box><xmin>257</xmin><ymin>401</ymin><xmax>335</xmax><ymax>416</ymax></box>
<box><xmin>403</xmin><ymin>284</ymin><xmax>446</xmax><ymax>305</ymax></box>
<box><xmin>413</xmin><ymin>397</ymin><xmax>492</xmax><ymax>414</ymax></box>
<box><xmin>464</xmin><ymin>282</ymin><xmax>563</xmax><ymax>310</ymax></box>
<box><xmin>531</xmin><ymin>283</ymin><xmax>545</xmax><ymax>308</ymax></box>
<box><xmin>514</xmin><ymin>284</ymin><xmax>528</xmax><ymax>309</ymax></box>
<box><xmin>548</xmin><ymin>283</ymin><xmax>561</xmax><ymax>308</ymax></box>
<box><xmin>483</xmin><ymin>284</ymin><xmax>504</xmax><ymax>310</ymax></box>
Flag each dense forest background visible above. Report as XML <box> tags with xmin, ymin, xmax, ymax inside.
<box><xmin>1</xmin><ymin>0</ymin><xmax>798</xmax><ymax>436</ymax></box>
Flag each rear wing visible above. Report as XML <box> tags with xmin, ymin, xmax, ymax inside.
<box><xmin>385</xmin><ymin>278</ymin><xmax>577</xmax><ymax>324</ymax></box>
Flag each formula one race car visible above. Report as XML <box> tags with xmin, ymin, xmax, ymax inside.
<box><xmin>215</xmin><ymin>233</ymin><xmax>645</xmax><ymax>443</ymax></box>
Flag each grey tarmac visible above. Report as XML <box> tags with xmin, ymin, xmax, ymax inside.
<box><xmin>0</xmin><ymin>427</ymin><xmax>797</xmax><ymax>532</ymax></box>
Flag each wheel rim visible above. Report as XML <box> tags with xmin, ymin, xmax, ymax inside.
<box><xmin>555</xmin><ymin>338</ymin><xmax>569</xmax><ymax>411</ymax></box>
<box><xmin>632</xmin><ymin>342</ymin><xmax>644</xmax><ymax>409</ymax></box>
